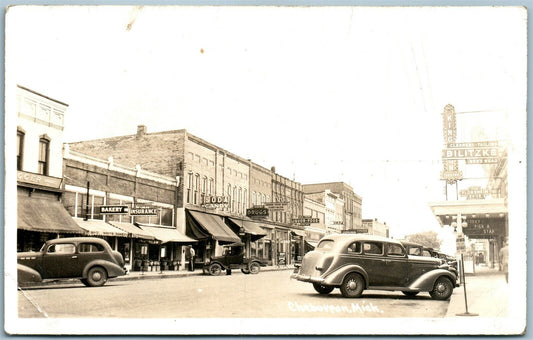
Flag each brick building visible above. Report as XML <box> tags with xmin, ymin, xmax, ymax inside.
<box><xmin>63</xmin><ymin>146</ymin><xmax>195</xmax><ymax>271</ymax></box>
<box><xmin>68</xmin><ymin>126</ymin><xmax>305</xmax><ymax>266</ymax></box>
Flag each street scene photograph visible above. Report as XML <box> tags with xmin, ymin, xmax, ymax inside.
<box><xmin>4</xmin><ymin>5</ymin><xmax>528</xmax><ymax>336</ymax></box>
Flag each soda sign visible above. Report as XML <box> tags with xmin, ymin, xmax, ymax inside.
<box><xmin>202</xmin><ymin>196</ymin><xmax>229</xmax><ymax>206</ymax></box>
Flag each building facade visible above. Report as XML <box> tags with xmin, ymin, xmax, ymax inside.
<box><xmin>302</xmin><ymin>182</ymin><xmax>363</xmax><ymax>231</ymax></box>
<box><xmin>16</xmin><ymin>85</ymin><xmax>87</xmax><ymax>251</ymax></box>
<box><xmin>361</xmin><ymin>218</ymin><xmax>390</xmax><ymax>237</ymax></box>
<box><xmin>302</xmin><ymin>197</ymin><xmax>327</xmax><ymax>251</ymax></box>
<box><xmin>63</xmin><ymin>147</ymin><xmax>195</xmax><ymax>272</ymax></box>
<box><xmin>68</xmin><ymin>126</ymin><xmax>305</xmax><ymax>266</ymax></box>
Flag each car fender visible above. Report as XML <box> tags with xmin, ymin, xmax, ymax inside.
<box><xmin>83</xmin><ymin>260</ymin><xmax>126</xmax><ymax>279</ymax></box>
<box><xmin>323</xmin><ymin>264</ymin><xmax>369</xmax><ymax>287</ymax></box>
<box><xmin>408</xmin><ymin>269</ymin><xmax>456</xmax><ymax>291</ymax></box>
<box><xmin>17</xmin><ymin>264</ymin><xmax>42</xmax><ymax>283</ymax></box>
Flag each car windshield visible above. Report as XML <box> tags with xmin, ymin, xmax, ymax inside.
<box><xmin>316</xmin><ymin>240</ymin><xmax>334</xmax><ymax>250</ymax></box>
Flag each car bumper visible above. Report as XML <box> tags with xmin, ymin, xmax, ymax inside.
<box><xmin>290</xmin><ymin>273</ymin><xmax>325</xmax><ymax>284</ymax></box>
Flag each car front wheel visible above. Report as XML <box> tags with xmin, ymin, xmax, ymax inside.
<box><xmin>209</xmin><ymin>263</ymin><xmax>222</xmax><ymax>276</ymax></box>
<box><xmin>86</xmin><ymin>266</ymin><xmax>108</xmax><ymax>287</ymax></box>
<box><xmin>241</xmin><ymin>268</ymin><xmax>251</xmax><ymax>274</ymax></box>
<box><xmin>340</xmin><ymin>273</ymin><xmax>364</xmax><ymax>298</ymax></box>
<box><xmin>429</xmin><ymin>277</ymin><xmax>453</xmax><ymax>300</ymax></box>
<box><xmin>249</xmin><ymin>262</ymin><xmax>261</xmax><ymax>274</ymax></box>
<box><xmin>313</xmin><ymin>283</ymin><xmax>334</xmax><ymax>294</ymax></box>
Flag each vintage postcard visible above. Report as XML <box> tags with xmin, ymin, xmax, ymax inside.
<box><xmin>4</xmin><ymin>5</ymin><xmax>527</xmax><ymax>335</ymax></box>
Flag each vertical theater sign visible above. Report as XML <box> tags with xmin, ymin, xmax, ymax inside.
<box><xmin>429</xmin><ymin>104</ymin><xmax>508</xmax><ymax>268</ymax></box>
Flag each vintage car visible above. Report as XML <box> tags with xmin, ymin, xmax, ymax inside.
<box><xmin>17</xmin><ymin>237</ymin><xmax>127</xmax><ymax>287</ymax></box>
<box><xmin>204</xmin><ymin>243</ymin><xmax>265</xmax><ymax>276</ymax></box>
<box><xmin>291</xmin><ymin>234</ymin><xmax>456</xmax><ymax>300</ymax></box>
<box><xmin>400</xmin><ymin>240</ymin><xmax>459</xmax><ymax>286</ymax></box>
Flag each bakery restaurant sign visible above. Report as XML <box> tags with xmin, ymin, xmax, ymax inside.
<box><xmin>17</xmin><ymin>170</ymin><xmax>62</xmax><ymax>189</ymax></box>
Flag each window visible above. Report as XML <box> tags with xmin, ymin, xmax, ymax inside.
<box><xmin>194</xmin><ymin>174</ymin><xmax>200</xmax><ymax>204</ymax></box>
<box><xmin>208</xmin><ymin>178</ymin><xmax>214</xmax><ymax>196</ymax></box>
<box><xmin>387</xmin><ymin>243</ymin><xmax>405</xmax><ymax>256</ymax></box>
<box><xmin>79</xmin><ymin>243</ymin><xmax>105</xmax><ymax>253</ymax></box>
<box><xmin>187</xmin><ymin>172</ymin><xmax>193</xmax><ymax>204</ymax></box>
<box><xmin>317</xmin><ymin>240</ymin><xmax>334</xmax><ymax>250</ymax></box>
<box><xmin>38</xmin><ymin>138</ymin><xmax>50</xmax><ymax>175</ymax></box>
<box><xmin>363</xmin><ymin>242</ymin><xmax>383</xmax><ymax>255</ymax></box>
<box><xmin>409</xmin><ymin>247</ymin><xmax>422</xmax><ymax>256</ymax></box>
<box><xmin>17</xmin><ymin>130</ymin><xmax>24</xmax><ymax>170</ymax></box>
<box><xmin>47</xmin><ymin>243</ymin><xmax>75</xmax><ymax>254</ymax></box>
<box><xmin>347</xmin><ymin>242</ymin><xmax>362</xmax><ymax>254</ymax></box>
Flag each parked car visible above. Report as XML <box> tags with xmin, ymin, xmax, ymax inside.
<box><xmin>291</xmin><ymin>234</ymin><xmax>456</xmax><ymax>300</ymax></box>
<box><xmin>204</xmin><ymin>243</ymin><xmax>265</xmax><ymax>276</ymax></box>
<box><xmin>17</xmin><ymin>237</ymin><xmax>127</xmax><ymax>287</ymax></box>
<box><xmin>400</xmin><ymin>240</ymin><xmax>459</xmax><ymax>286</ymax></box>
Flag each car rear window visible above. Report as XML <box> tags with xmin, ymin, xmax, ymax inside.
<box><xmin>79</xmin><ymin>243</ymin><xmax>105</xmax><ymax>253</ymax></box>
<box><xmin>316</xmin><ymin>240</ymin><xmax>334</xmax><ymax>250</ymax></box>
<box><xmin>347</xmin><ymin>242</ymin><xmax>362</xmax><ymax>254</ymax></box>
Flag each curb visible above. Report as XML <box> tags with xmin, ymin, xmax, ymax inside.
<box><xmin>18</xmin><ymin>266</ymin><xmax>295</xmax><ymax>288</ymax></box>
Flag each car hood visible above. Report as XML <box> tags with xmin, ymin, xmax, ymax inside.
<box><xmin>407</xmin><ymin>255</ymin><xmax>441</xmax><ymax>264</ymax></box>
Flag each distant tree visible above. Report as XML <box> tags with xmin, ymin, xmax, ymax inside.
<box><xmin>406</xmin><ymin>231</ymin><xmax>442</xmax><ymax>250</ymax></box>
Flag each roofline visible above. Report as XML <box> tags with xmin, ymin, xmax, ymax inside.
<box><xmin>17</xmin><ymin>85</ymin><xmax>69</xmax><ymax>107</ymax></box>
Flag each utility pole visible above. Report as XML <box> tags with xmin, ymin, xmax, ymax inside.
<box><xmin>85</xmin><ymin>181</ymin><xmax>90</xmax><ymax>221</ymax></box>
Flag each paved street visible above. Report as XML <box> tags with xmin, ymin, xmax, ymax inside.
<box><xmin>18</xmin><ymin>270</ymin><xmax>449</xmax><ymax>318</ymax></box>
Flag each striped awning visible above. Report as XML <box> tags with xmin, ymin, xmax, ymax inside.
<box><xmin>137</xmin><ymin>224</ymin><xmax>197</xmax><ymax>244</ymax></box>
<box><xmin>108</xmin><ymin>221</ymin><xmax>155</xmax><ymax>240</ymax></box>
<box><xmin>74</xmin><ymin>219</ymin><xmax>128</xmax><ymax>237</ymax></box>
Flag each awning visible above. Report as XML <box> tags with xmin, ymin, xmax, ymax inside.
<box><xmin>108</xmin><ymin>221</ymin><xmax>155</xmax><ymax>240</ymax></box>
<box><xmin>74</xmin><ymin>219</ymin><xmax>128</xmax><ymax>237</ymax></box>
<box><xmin>137</xmin><ymin>223</ymin><xmax>197</xmax><ymax>244</ymax></box>
<box><xmin>227</xmin><ymin>218</ymin><xmax>267</xmax><ymax>241</ymax></box>
<box><xmin>187</xmin><ymin>210</ymin><xmax>241</xmax><ymax>244</ymax></box>
<box><xmin>18</xmin><ymin>195</ymin><xmax>86</xmax><ymax>234</ymax></box>
<box><xmin>291</xmin><ymin>230</ymin><xmax>306</xmax><ymax>237</ymax></box>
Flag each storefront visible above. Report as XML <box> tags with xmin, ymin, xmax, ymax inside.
<box><xmin>185</xmin><ymin>210</ymin><xmax>242</xmax><ymax>264</ymax></box>
<box><xmin>225</xmin><ymin>217</ymin><xmax>267</xmax><ymax>258</ymax></box>
<box><xmin>17</xmin><ymin>192</ymin><xmax>86</xmax><ymax>251</ymax></box>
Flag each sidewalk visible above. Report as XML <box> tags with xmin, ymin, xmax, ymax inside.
<box><xmin>19</xmin><ymin>265</ymin><xmax>296</xmax><ymax>287</ymax></box>
<box><xmin>446</xmin><ymin>265</ymin><xmax>509</xmax><ymax>318</ymax></box>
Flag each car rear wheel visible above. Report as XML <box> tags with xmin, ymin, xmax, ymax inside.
<box><xmin>429</xmin><ymin>276</ymin><xmax>453</xmax><ymax>300</ymax></box>
<box><xmin>340</xmin><ymin>273</ymin><xmax>364</xmax><ymax>298</ymax></box>
<box><xmin>402</xmin><ymin>291</ymin><xmax>419</xmax><ymax>297</ymax></box>
<box><xmin>80</xmin><ymin>278</ymin><xmax>90</xmax><ymax>287</ymax></box>
<box><xmin>313</xmin><ymin>283</ymin><xmax>334</xmax><ymax>294</ymax></box>
<box><xmin>209</xmin><ymin>263</ymin><xmax>222</xmax><ymax>276</ymax></box>
<box><xmin>86</xmin><ymin>266</ymin><xmax>108</xmax><ymax>287</ymax></box>
<box><xmin>241</xmin><ymin>268</ymin><xmax>251</xmax><ymax>274</ymax></box>
<box><xmin>249</xmin><ymin>262</ymin><xmax>261</xmax><ymax>274</ymax></box>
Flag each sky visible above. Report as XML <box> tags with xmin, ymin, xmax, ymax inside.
<box><xmin>5</xmin><ymin>6</ymin><xmax>527</xmax><ymax>244</ymax></box>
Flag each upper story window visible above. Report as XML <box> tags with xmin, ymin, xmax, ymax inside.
<box><xmin>17</xmin><ymin>130</ymin><xmax>24</xmax><ymax>171</ymax></box>
<box><xmin>38</xmin><ymin>137</ymin><xmax>50</xmax><ymax>175</ymax></box>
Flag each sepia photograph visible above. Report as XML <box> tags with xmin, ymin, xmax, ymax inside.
<box><xmin>4</xmin><ymin>4</ymin><xmax>528</xmax><ymax>335</ymax></box>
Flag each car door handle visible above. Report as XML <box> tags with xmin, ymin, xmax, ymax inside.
<box><xmin>71</xmin><ymin>255</ymin><xmax>78</xmax><ymax>259</ymax></box>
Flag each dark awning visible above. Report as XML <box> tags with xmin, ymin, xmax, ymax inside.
<box><xmin>74</xmin><ymin>219</ymin><xmax>128</xmax><ymax>237</ymax></box>
<box><xmin>137</xmin><ymin>223</ymin><xmax>197</xmax><ymax>244</ymax></box>
<box><xmin>18</xmin><ymin>196</ymin><xmax>86</xmax><ymax>234</ymax></box>
<box><xmin>187</xmin><ymin>210</ymin><xmax>241</xmax><ymax>244</ymax></box>
<box><xmin>305</xmin><ymin>240</ymin><xmax>318</xmax><ymax>249</ymax></box>
<box><xmin>108</xmin><ymin>221</ymin><xmax>155</xmax><ymax>240</ymax></box>
<box><xmin>227</xmin><ymin>218</ymin><xmax>267</xmax><ymax>242</ymax></box>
